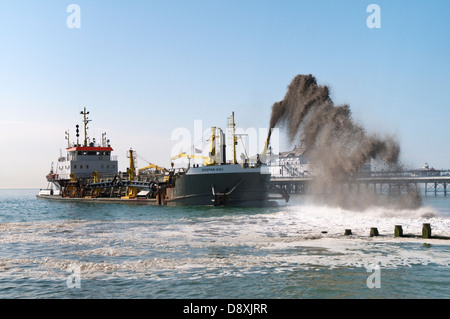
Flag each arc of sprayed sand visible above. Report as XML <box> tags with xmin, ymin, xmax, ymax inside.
<box><xmin>268</xmin><ymin>74</ymin><xmax>400</xmax><ymax>178</ymax></box>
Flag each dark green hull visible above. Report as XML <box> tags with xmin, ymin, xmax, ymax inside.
<box><xmin>167</xmin><ymin>165</ymin><xmax>272</xmax><ymax>206</ymax></box>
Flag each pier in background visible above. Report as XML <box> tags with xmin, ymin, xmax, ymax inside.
<box><xmin>270</xmin><ymin>170</ymin><xmax>450</xmax><ymax>196</ymax></box>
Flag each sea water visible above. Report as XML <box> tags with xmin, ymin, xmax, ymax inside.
<box><xmin>0</xmin><ymin>189</ymin><xmax>449</xmax><ymax>299</ymax></box>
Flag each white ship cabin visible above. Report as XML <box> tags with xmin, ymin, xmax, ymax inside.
<box><xmin>53</xmin><ymin>108</ymin><xmax>119</xmax><ymax>180</ymax></box>
<box><xmin>55</xmin><ymin>144</ymin><xmax>118</xmax><ymax>180</ymax></box>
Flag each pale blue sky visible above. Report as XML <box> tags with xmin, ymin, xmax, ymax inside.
<box><xmin>1</xmin><ymin>1</ymin><xmax>449</xmax><ymax>188</ymax></box>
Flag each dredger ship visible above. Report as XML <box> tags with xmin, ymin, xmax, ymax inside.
<box><xmin>37</xmin><ymin>108</ymin><xmax>289</xmax><ymax>206</ymax></box>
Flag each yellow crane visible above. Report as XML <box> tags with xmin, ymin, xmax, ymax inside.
<box><xmin>127</xmin><ymin>149</ymin><xmax>136</xmax><ymax>181</ymax></box>
<box><xmin>171</xmin><ymin>152</ymin><xmax>207</xmax><ymax>163</ymax></box>
<box><xmin>171</xmin><ymin>125</ymin><xmax>221</xmax><ymax>166</ymax></box>
<box><xmin>134</xmin><ymin>152</ymin><xmax>168</xmax><ymax>173</ymax></box>
<box><xmin>170</xmin><ymin>151</ymin><xmax>220</xmax><ymax>167</ymax></box>
<box><xmin>139</xmin><ymin>163</ymin><xmax>168</xmax><ymax>172</ymax></box>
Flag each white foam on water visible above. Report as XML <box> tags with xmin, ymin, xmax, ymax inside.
<box><xmin>0</xmin><ymin>203</ymin><xmax>449</xmax><ymax>280</ymax></box>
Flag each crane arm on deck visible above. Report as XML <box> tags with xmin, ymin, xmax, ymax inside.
<box><xmin>171</xmin><ymin>152</ymin><xmax>207</xmax><ymax>161</ymax></box>
<box><xmin>139</xmin><ymin>163</ymin><xmax>168</xmax><ymax>172</ymax></box>
<box><xmin>136</xmin><ymin>153</ymin><xmax>168</xmax><ymax>172</ymax></box>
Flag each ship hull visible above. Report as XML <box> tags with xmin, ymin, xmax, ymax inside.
<box><xmin>165</xmin><ymin>165</ymin><xmax>272</xmax><ymax>207</ymax></box>
<box><xmin>37</xmin><ymin>165</ymin><xmax>277</xmax><ymax>207</ymax></box>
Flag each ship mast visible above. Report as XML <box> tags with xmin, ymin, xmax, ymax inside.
<box><xmin>76</xmin><ymin>125</ymin><xmax>80</xmax><ymax>146</ymax></box>
<box><xmin>228</xmin><ymin>112</ymin><xmax>237</xmax><ymax>164</ymax></box>
<box><xmin>65</xmin><ymin>130</ymin><xmax>70</xmax><ymax>148</ymax></box>
<box><xmin>80</xmin><ymin>107</ymin><xmax>91</xmax><ymax>147</ymax></box>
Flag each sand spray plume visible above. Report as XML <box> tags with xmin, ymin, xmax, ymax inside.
<box><xmin>269</xmin><ymin>74</ymin><xmax>420</xmax><ymax>210</ymax></box>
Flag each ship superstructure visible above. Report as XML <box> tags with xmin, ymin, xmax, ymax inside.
<box><xmin>55</xmin><ymin>143</ymin><xmax>117</xmax><ymax>181</ymax></box>
<box><xmin>41</xmin><ymin>108</ymin><xmax>118</xmax><ymax>196</ymax></box>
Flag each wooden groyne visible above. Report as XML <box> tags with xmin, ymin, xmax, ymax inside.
<box><xmin>342</xmin><ymin>223</ymin><xmax>449</xmax><ymax>240</ymax></box>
